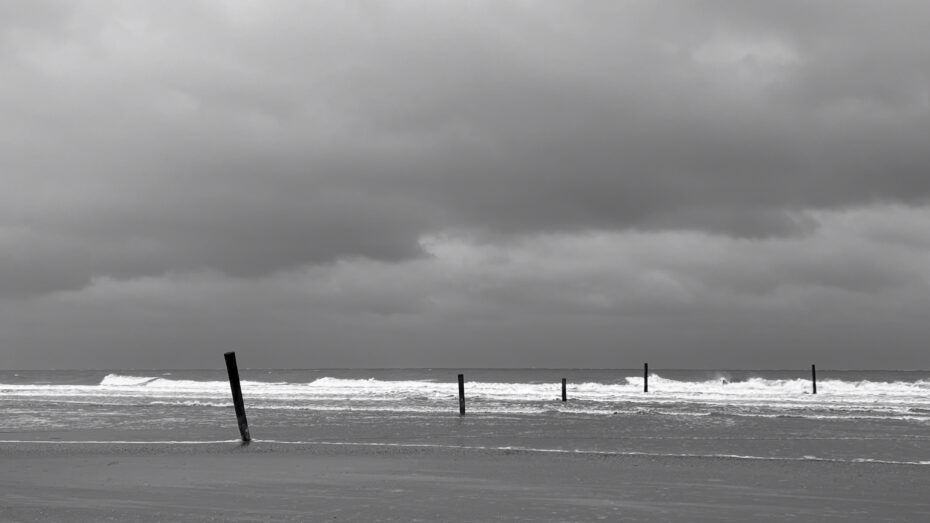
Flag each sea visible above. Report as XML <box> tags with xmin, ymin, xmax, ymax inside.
<box><xmin>2</xmin><ymin>369</ymin><xmax>929</xmax><ymax>465</ymax></box>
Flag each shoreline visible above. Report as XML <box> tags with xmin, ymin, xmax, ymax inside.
<box><xmin>2</xmin><ymin>438</ymin><xmax>929</xmax><ymax>467</ymax></box>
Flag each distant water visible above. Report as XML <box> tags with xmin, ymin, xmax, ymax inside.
<box><xmin>2</xmin><ymin>369</ymin><xmax>929</xmax><ymax>464</ymax></box>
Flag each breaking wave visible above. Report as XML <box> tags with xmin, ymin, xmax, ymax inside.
<box><xmin>1</xmin><ymin>373</ymin><xmax>928</xmax><ymax>420</ymax></box>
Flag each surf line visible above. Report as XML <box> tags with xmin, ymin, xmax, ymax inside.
<box><xmin>254</xmin><ymin>439</ymin><xmax>930</xmax><ymax>466</ymax></box>
<box><xmin>3</xmin><ymin>439</ymin><xmax>928</xmax><ymax>467</ymax></box>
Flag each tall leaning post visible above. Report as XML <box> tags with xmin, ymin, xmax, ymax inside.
<box><xmin>224</xmin><ymin>351</ymin><xmax>251</xmax><ymax>442</ymax></box>
<box><xmin>811</xmin><ymin>364</ymin><xmax>817</xmax><ymax>395</ymax></box>
<box><xmin>458</xmin><ymin>373</ymin><xmax>466</xmax><ymax>415</ymax></box>
<box><xmin>644</xmin><ymin>362</ymin><xmax>649</xmax><ymax>393</ymax></box>
<box><xmin>561</xmin><ymin>378</ymin><xmax>567</xmax><ymax>402</ymax></box>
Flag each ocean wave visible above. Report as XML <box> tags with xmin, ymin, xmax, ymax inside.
<box><xmin>3</xmin><ymin>372</ymin><xmax>928</xmax><ymax>402</ymax></box>
<box><xmin>99</xmin><ymin>375</ymin><xmax>161</xmax><ymax>387</ymax></box>
<box><xmin>100</xmin><ymin>374</ymin><xmax>287</xmax><ymax>390</ymax></box>
<box><xmin>2</xmin><ymin>373</ymin><xmax>929</xmax><ymax>421</ymax></box>
<box><xmin>77</xmin><ymin>373</ymin><xmax>930</xmax><ymax>397</ymax></box>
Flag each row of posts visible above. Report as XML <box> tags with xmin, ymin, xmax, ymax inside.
<box><xmin>223</xmin><ymin>352</ymin><xmax>819</xmax><ymax>442</ymax></box>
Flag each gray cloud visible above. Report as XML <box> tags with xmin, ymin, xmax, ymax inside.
<box><xmin>2</xmin><ymin>1</ymin><xmax>930</xmax><ymax>367</ymax></box>
<box><xmin>3</xmin><ymin>205</ymin><xmax>929</xmax><ymax>368</ymax></box>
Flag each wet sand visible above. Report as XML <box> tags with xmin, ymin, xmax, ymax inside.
<box><xmin>1</xmin><ymin>442</ymin><xmax>928</xmax><ymax>522</ymax></box>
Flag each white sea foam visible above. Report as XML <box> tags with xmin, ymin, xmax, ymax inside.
<box><xmin>98</xmin><ymin>375</ymin><xmax>161</xmax><ymax>387</ymax></box>
<box><xmin>2</xmin><ymin>373</ymin><xmax>929</xmax><ymax>420</ymax></box>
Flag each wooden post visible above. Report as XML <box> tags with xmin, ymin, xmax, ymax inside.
<box><xmin>458</xmin><ymin>373</ymin><xmax>466</xmax><ymax>415</ymax></box>
<box><xmin>561</xmin><ymin>378</ymin><xmax>567</xmax><ymax>402</ymax></box>
<box><xmin>811</xmin><ymin>364</ymin><xmax>817</xmax><ymax>395</ymax></box>
<box><xmin>224</xmin><ymin>352</ymin><xmax>251</xmax><ymax>442</ymax></box>
<box><xmin>644</xmin><ymin>363</ymin><xmax>649</xmax><ymax>393</ymax></box>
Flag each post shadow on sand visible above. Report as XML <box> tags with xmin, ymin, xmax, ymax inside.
<box><xmin>224</xmin><ymin>351</ymin><xmax>251</xmax><ymax>444</ymax></box>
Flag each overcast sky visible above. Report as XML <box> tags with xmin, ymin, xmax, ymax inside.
<box><xmin>2</xmin><ymin>1</ymin><xmax>929</xmax><ymax>369</ymax></box>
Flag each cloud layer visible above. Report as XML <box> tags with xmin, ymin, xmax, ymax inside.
<box><xmin>2</xmin><ymin>1</ymin><xmax>929</xmax><ymax>367</ymax></box>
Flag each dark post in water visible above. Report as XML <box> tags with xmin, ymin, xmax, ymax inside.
<box><xmin>644</xmin><ymin>363</ymin><xmax>649</xmax><ymax>393</ymax></box>
<box><xmin>811</xmin><ymin>364</ymin><xmax>817</xmax><ymax>395</ymax></box>
<box><xmin>561</xmin><ymin>378</ymin><xmax>567</xmax><ymax>402</ymax></box>
<box><xmin>224</xmin><ymin>351</ymin><xmax>251</xmax><ymax>442</ymax></box>
<box><xmin>458</xmin><ymin>373</ymin><xmax>466</xmax><ymax>415</ymax></box>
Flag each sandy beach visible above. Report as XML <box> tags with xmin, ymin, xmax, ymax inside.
<box><xmin>2</xmin><ymin>441</ymin><xmax>928</xmax><ymax>522</ymax></box>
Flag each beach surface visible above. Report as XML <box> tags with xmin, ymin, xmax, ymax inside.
<box><xmin>2</xmin><ymin>441</ymin><xmax>928</xmax><ymax>522</ymax></box>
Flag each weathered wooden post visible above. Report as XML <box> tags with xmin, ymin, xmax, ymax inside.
<box><xmin>644</xmin><ymin>363</ymin><xmax>649</xmax><ymax>393</ymax></box>
<box><xmin>458</xmin><ymin>373</ymin><xmax>466</xmax><ymax>415</ymax></box>
<box><xmin>224</xmin><ymin>351</ymin><xmax>251</xmax><ymax>442</ymax></box>
<box><xmin>811</xmin><ymin>364</ymin><xmax>817</xmax><ymax>395</ymax></box>
<box><xmin>561</xmin><ymin>378</ymin><xmax>567</xmax><ymax>402</ymax></box>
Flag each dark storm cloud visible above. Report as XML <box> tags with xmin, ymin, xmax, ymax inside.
<box><xmin>2</xmin><ymin>0</ymin><xmax>929</xmax><ymax>297</ymax></box>
<box><xmin>3</xmin><ymin>206</ymin><xmax>929</xmax><ymax>368</ymax></box>
<box><xmin>2</xmin><ymin>1</ymin><xmax>930</xmax><ymax>368</ymax></box>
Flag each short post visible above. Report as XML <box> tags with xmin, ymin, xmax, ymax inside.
<box><xmin>224</xmin><ymin>351</ymin><xmax>251</xmax><ymax>442</ymax></box>
<box><xmin>561</xmin><ymin>378</ymin><xmax>567</xmax><ymax>402</ymax></box>
<box><xmin>811</xmin><ymin>364</ymin><xmax>817</xmax><ymax>395</ymax></box>
<box><xmin>458</xmin><ymin>373</ymin><xmax>466</xmax><ymax>415</ymax></box>
<box><xmin>644</xmin><ymin>363</ymin><xmax>649</xmax><ymax>393</ymax></box>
